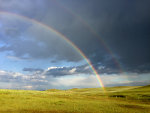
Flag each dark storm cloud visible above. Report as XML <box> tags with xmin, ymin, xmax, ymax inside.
<box><xmin>0</xmin><ymin>0</ymin><xmax>150</xmax><ymax>74</ymax></box>
<box><xmin>35</xmin><ymin>0</ymin><xmax>150</xmax><ymax>74</ymax></box>
<box><xmin>55</xmin><ymin>0</ymin><xmax>150</xmax><ymax>74</ymax></box>
<box><xmin>93</xmin><ymin>0</ymin><xmax>150</xmax><ymax>73</ymax></box>
<box><xmin>0</xmin><ymin>0</ymin><xmax>46</xmax><ymax>19</ymax></box>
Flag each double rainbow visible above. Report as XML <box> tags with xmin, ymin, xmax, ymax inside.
<box><xmin>0</xmin><ymin>11</ymin><xmax>105</xmax><ymax>90</ymax></box>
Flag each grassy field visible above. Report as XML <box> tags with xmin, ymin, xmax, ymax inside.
<box><xmin>0</xmin><ymin>85</ymin><xmax>150</xmax><ymax>113</ymax></box>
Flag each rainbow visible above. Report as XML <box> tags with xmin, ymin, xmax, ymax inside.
<box><xmin>0</xmin><ymin>11</ymin><xmax>105</xmax><ymax>90</ymax></box>
<box><xmin>53</xmin><ymin>1</ymin><xmax>123</xmax><ymax>73</ymax></box>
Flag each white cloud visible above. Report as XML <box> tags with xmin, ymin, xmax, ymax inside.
<box><xmin>69</xmin><ymin>68</ymin><xmax>76</xmax><ymax>74</ymax></box>
<box><xmin>24</xmin><ymin>85</ymin><xmax>33</xmax><ymax>89</ymax></box>
<box><xmin>48</xmin><ymin>66</ymin><xmax>59</xmax><ymax>70</ymax></box>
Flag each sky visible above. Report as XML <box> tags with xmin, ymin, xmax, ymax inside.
<box><xmin>0</xmin><ymin>0</ymin><xmax>150</xmax><ymax>90</ymax></box>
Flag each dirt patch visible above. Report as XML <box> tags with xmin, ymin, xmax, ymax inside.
<box><xmin>118</xmin><ymin>104</ymin><xmax>145</xmax><ymax>109</ymax></box>
<box><xmin>110</xmin><ymin>95</ymin><xmax>126</xmax><ymax>98</ymax></box>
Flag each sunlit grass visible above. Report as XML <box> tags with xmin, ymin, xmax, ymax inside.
<box><xmin>0</xmin><ymin>85</ymin><xmax>150</xmax><ymax>113</ymax></box>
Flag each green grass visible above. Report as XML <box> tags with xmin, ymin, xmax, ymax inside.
<box><xmin>0</xmin><ymin>85</ymin><xmax>150</xmax><ymax>113</ymax></box>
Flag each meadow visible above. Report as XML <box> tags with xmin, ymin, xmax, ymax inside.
<box><xmin>0</xmin><ymin>85</ymin><xmax>150</xmax><ymax>113</ymax></box>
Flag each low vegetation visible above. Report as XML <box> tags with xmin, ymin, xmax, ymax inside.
<box><xmin>0</xmin><ymin>85</ymin><xmax>150</xmax><ymax>113</ymax></box>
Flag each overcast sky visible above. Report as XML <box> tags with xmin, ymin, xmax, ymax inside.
<box><xmin>0</xmin><ymin>0</ymin><xmax>150</xmax><ymax>90</ymax></box>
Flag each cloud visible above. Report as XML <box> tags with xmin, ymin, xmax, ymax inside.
<box><xmin>45</xmin><ymin>65</ymin><xmax>92</xmax><ymax>76</ymax></box>
<box><xmin>0</xmin><ymin>15</ymin><xmax>82</xmax><ymax>62</ymax></box>
<box><xmin>23</xmin><ymin>68</ymin><xmax>44</xmax><ymax>72</ymax></box>
<box><xmin>0</xmin><ymin>69</ymin><xmax>48</xmax><ymax>89</ymax></box>
<box><xmin>100</xmin><ymin>72</ymin><xmax>150</xmax><ymax>86</ymax></box>
<box><xmin>52</xmin><ymin>0</ymin><xmax>150</xmax><ymax>73</ymax></box>
<box><xmin>47</xmin><ymin>72</ymin><xmax>150</xmax><ymax>88</ymax></box>
<box><xmin>0</xmin><ymin>0</ymin><xmax>150</xmax><ymax>89</ymax></box>
<box><xmin>69</xmin><ymin>68</ymin><xmax>76</xmax><ymax>74</ymax></box>
<box><xmin>0</xmin><ymin>70</ymin><xmax>26</xmax><ymax>82</ymax></box>
<box><xmin>24</xmin><ymin>85</ymin><xmax>33</xmax><ymax>89</ymax></box>
<box><xmin>7</xmin><ymin>55</ymin><xmax>31</xmax><ymax>60</ymax></box>
<box><xmin>50</xmin><ymin>75</ymin><xmax>99</xmax><ymax>88</ymax></box>
<box><xmin>1</xmin><ymin>0</ymin><xmax>149</xmax><ymax>72</ymax></box>
<box><xmin>0</xmin><ymin>0</ymin><xmax>46</xmax><ymax>19</ymax></box>
<box><xmin>0</xmin><ymin>68</ymin><xmax>150</xmax><ymax>90</ymax></box>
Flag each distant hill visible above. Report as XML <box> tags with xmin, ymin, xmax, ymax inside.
<box><xmin>46</xmin><ymin>89</ymin><xmax>62</xmax><ymax>92</ymax></box>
